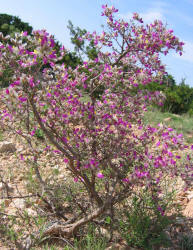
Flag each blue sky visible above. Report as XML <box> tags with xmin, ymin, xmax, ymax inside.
<box><xmin>1</xmin><ymin>0</ymin><xmax>193</xmax><ymax>86</ymax></box>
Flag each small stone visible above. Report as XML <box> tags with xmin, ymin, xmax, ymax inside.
<box><xmin>187</xmin><ymin>192</ymin><xmax>193</xmax><ymax>200</ymax></box>
<box><xmin>12</xmin><ymin>198</ymin><xmax>26</xmax><ymax>209</ymax></box>
<box><xmin>0</xmin><ymin>141</ymin><xmax>16</xmax><ymax>153</ymax></box>
<box><xmin>175</xmin><ymin>217</ymin><xmax>186</xmax><ymax>225</ymax></box>
<box><xmin>26</xmin><ymin>208</ymin><xmax>37</xmax><ymax>217</ymax></box>
<box><xmin>164</xmin><ymin>117</ymin><xmax>171</xmax><ymax>122</ymax></box>
<box><xmin>178</xmin><ymin>191</ymin><xmax>186</xmax><ymax>197</ymax></box>
<box><xmin>59</xmin><ymin>174</ymin><xmax>67</xmax><ymax>180</ymax></box>
<box><xmin>17</xmin><ymin>147</ymin><xmax>24</xmax><ymax>153</ymax></box>
<box><xmin>100</xmin><ymin>228</ymin><xmax>111</xmax><ymax>241</ymax></box>
<box><xmin>182</xmin><ymin>198</ymin><xmax>189</xmax><ymax>205</ymax></box>
<box><xmin>0</xmin><ymin>182</ymin><xmax>14</xmax><ymax>193</ymax></box>
<box><xmin>183</xmin><ymin>199</ymin><xmax>193</xmax><ymax>218</ymax></box>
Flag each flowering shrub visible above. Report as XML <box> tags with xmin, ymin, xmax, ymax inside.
<box><xmin>0</xmin><ymin>5</ymin><xmax>192</xmax><ymax>240</ymax></box>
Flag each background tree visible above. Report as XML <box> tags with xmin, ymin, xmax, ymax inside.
<box><xmin>164</xmin><ymin>78</ymin><xmax>193</xmax><ymax>114</ymax></box>
<box><xmin>0</xmin><ymin>13</ymin><xmax>33</xmax><ymax>36</ymax></box>
<box><xmin>140</xmin><ymin>74</ymin><xmax>193</xmax><ymax>114</ymax></box>
<box><xmin>67</xmin><ymin>20</ymin><xmax>98</xmax><ymax>60</ymax></box>
<box><xmin>0</xmin><ymin>14</ymin><xmax>33</xmax><ymax>87</ymax></box>
<box><xmin>55</xmin><ymin>20</ymin><xmax>99</xmax><ymax>71</ymax></box>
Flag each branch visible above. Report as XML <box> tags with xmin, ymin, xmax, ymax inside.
<box><xmin>29</xmin><ymin>98</ymin><xmax>74</xmax><ymax>160</ymax></box>
<box><xmin>42</xmin><ymin>197</ymin><xmax>112</xmax><ymax>237</ymax></box>
<box><xmin>112</xmin><ymin>47</ymin><xmax>130</xmax><ymax>67</ymax></box>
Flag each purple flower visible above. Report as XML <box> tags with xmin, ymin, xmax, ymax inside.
<box><xmin>47</xmin><ymin>93</ymin><xmax>52</xmax><ymax>98</ymax></box>
<box><xmin>170</xmin><ymin>159</ymin><xmax>176</xmax><ymax>165</ymax></box>
<box><xmin>8</xmin><ymin>45</ymin><xmax>13</xmax><ymax>53</ymax></box>
<box><xmin>11</xmin><ymin>80</ymin><xmax>20</xmax><ymax>87</ymax></box>
<box><xmin>157</xmin><ymin>206</ymin><xmax>165</xmax><ymax>216</ymax></box>
<box><xmin>156</xmin><ymin>141</ymin><xmax>160</xmax><ymax>147</ymax></box>
<box><xmin>168</xmin><ymin>152</ymin><xmax>173</xmax><ymax>157</ymax></box>
<box><xmin>20</xmin><ymin>154</ymin><xmax>24</xmax><ymax>160</ymax></box>
<box><xmin>44</xmin><ymin>146</ymin><xmax>51</xmax><ymax>151</ymax></box>
<box><xmin>50</xmin><ymin>39</ymin><xmax>55</xmax><ymax>48</ymax></box>
<box><xmin>97</xmin><ymin>172</ymin><xmax>104</xmax><ymax>178</ymax></box>
<box><xmin>43</xmin><ymin>57</ymin><xmax>48</xmax><ymax>64</ymax></box>
<box><xmin>22</xmin><ymin>31</ymin><xmax>28</xmax><ymax>36</ymax></box>
<box><xmin>74</xmin><ymin>177</ymin><xmax>78</xmax><ymax>182</ymax></box>
<box><xmin>30</xmin><ymin>130</ymin><xmax>36</xmax><ymax>136</ymax></box>
<box><xmin>18</xmin><ymin>97</ymin><xmax>27</xmax><ymax>102</ymax></box>
<box><xmin>53</xmin><ymin>150</ymin><xmax>61</xmax><ymax>154</ymax></box>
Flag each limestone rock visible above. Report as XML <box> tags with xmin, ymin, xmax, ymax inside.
<box><xmin>0</xmin><ymin>141</ymin><xmax>16</xmax><ymax>153</ymax></box>
<box><xmin>183</xmin><ymin>199</ymin><xmax>193</xmax><ymax>218</ymax></box>
<box><xmin>187</xmin><ymin>192</ymin><xmax>193</xmax><ymax>200</ymax></box>
<box><xmin>0</xmin><ymin>182</ymin><xmax>14</xmax><ymax>193</ymax></box>
<box><xmin>0</xmin><ymin>182</ymin><xmax>14</xmax><ymax>198</ymax></box>
<box><xmin>12</xmin><ymin>198</ymin><xmax>26</xmax><ymax>209</ymax></box>
<box><xmin>100</xmin><ymin>228</ymin><xmax>111</xmax><ymax>241</ymax></box>
<box><xmin>26</xmin><ymin>208</ymin><xmax>37</xmax><ymax>217</ymax></box>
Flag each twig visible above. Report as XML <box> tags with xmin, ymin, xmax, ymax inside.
<box><xmin>0</xmin><ymin>194</ymin><xmax>37</xmax><ymax>199</ymax></box>
<box><xmin>38</xmin><ymin>236</ymin><xmax>75</xmax><ymax>249</ymax></box>
<box><xmin>0</xmin><ymin>212</ymin><xmax>18</xmax><ymax>218</ymax></box>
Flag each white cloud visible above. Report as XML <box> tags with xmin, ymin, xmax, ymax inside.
<box><xmin>175</xmin><ymin>41</ymin><xmax>193</xmax><ymax>64</ymax></box>
<box><xmin>118</xmin><ymin>0</ymin><xmax>169</xmax><ymax>24</ymax></box>
<box><xmin>140</xmin><ymin>11</ymin><xmax>164</xmax><ymax>23</ymax></box>
<box><xmin>119</xmin><ymin>9</ymin><xmax>165</xmax><ymax>24</ymax></box>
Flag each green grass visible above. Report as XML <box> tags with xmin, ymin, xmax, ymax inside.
<box><xmin>0</xmin><ymin>130</ymin><xmax>3</xmax><ymax>141</ymax></box>
<box><xmin>144</xmin><ymin>108</ymin><xmax>193</xmax><ymax>144</ymax></box>
<box><xmin>39</xmin><ymin>224</ymin><xmax>108</xmax><ymax>250</ymax></box>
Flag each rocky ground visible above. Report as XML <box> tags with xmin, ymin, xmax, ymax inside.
<box><xmin>0</xmin><ymin>129</ymin><xmax>192</xmax><ymax>249</ymax></box>
<box><xmin>0</xmin><ymin>129</ymin><xmax>71</xmax><ymax>249</ymax></box>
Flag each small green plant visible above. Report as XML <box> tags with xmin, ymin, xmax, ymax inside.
<box><xmin>0</xmin><ymin>210</ymin><xmax>20</xmax><ymax>248</ymax></box>
<box><xmin>120</xmin><ymin>193</ymin><xmax>172</xmax><ymax>249</ymax></box>
<box><xmin>25</xmin><ymin>166</ymin><xmax>40</xmax><ymax>193</ymax></box>
<box><xmin>0</xmin><ymin>130</ymin><xmax>3</xmax><ymax>141</ymax></box>
<box><xmin>179</xmin><ymin>234</ymin><xmax>193</xmax><ymax>250</ymax></box>
<box><xmin>42</xmin><ymin>244</ymin><xmax>58</xmax><ymax>250</ymax></box>
<box><xmin>73</xmin><ymin>223</ymin><xmax>108</xmax><ymax>250</ymax></box>
<box><xmin>188</xmin><ymin>108</ymin><xmax>193</xmax><ymax>117</ymax></box>
<box><xmin>34</xmin><ymin>128</ymin><xmax>45</xmax><ymax>140</ymax></box>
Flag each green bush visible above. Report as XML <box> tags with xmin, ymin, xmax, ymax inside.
<box><xmin>120</xmin><ymin>192</ymin><xmax>174</xmax><ymax>249</ymax></box>
<box><xmin>141</xmin><ymin>76</ymin><xmax>193</xmax><ymax>115</ymax></box>
<box><xmin>163</xmin><ymin>81</ymin><xmax>193</xmax><ymax>114</ymax></box>
<box><xmin>34</xmin><ymin>128</ymin><xmax>45</xmax><ymax>140</ymax></box>
<box><xmin>179</xmin><ymin>234</ymin><xmax>193</xmax><ymax>250</ymax></box>
<box><xmin>0</xmin><ymin>66</ymin><xmax>14</xmax><ymax>88</ymax></box>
